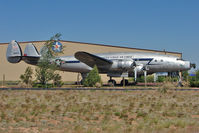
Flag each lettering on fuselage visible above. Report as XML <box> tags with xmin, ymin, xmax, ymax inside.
<box><xmin>104</xmin><ymin>56</ymin><xmax>154</xmax><ymax>65</ymax></box>
<box><xmin>105</xmin><ymin>56</ymin><xmax>132</xmax><ymax>59</ymax></box>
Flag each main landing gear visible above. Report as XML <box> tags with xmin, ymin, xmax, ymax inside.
<box><xmin>120</xmin><ymin>78</ymin><xmax>128</xmax><ymax>86</ymax></box>
<box><xmin>108</xmin><ymin>77</ymin><xmax>129</xmax><ymax>86</ymax></box>
<box><xmin>108</xmin><ymin>77</ymin><xmax>116</xmax><ymax>86</ymax></box>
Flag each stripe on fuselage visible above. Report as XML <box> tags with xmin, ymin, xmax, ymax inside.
<box><xmin>65</xmin><ymin>61</ymin><xmax>80</xmax><ymax>63</ymax></box>
<box><xmin>133</xmin><ymin>58</ymin><xmax>153</xmax><ymax>65</ymax></box>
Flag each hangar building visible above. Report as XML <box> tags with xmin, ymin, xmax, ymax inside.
<box><xmin>0</xmin><ymin>40</ymin><xmax>182</xmax><ymax>83</ymax></box>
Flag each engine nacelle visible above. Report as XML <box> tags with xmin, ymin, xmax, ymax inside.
<box><xmin>110</xmin><ymin>60</ymin><xmax>135</xmax><ymax>70</ymax></box>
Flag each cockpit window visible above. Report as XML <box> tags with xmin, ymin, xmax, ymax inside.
<box><xmin>177</xmin><ymin>58</ymin><xmax>185</xmax><ymax>61</ymax></box>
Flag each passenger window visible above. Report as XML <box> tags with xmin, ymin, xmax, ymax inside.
<box><xmin>161</xmin><ymin>60</ymin><xmax>163</xmax><ymax>62</ymax></box>
<box><xmin>154</xmin><ymin>60</ymin><xmax>157</xmax><ymax>62</ymax></box>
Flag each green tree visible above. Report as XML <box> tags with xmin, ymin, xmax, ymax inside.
<box><xmin>195</xmin><ymin>70</ymin><xmax>199</xmax><ymax>80</ymax></box>
<box><xmin>35</xmin><ymin>33</ymin><xmax>63</xmax><ymax>88</ymax></box>
<box><xmin>189</xmin><ymin>70</ymin><xmax>199</xmax><ymax>87</ymax></box>
<box><xmin>182</xmin><ymin>70</ymin><xmax>189</xmax><ymax>82</ymax></box>
<box><xmin>83</xmin><ymin>65</ymin><xmax>102</xmax><ymax>87</ymax></box>
<box><xmin>20</xmin><ymin>66</ymin><xmax>33</xmax><ymax>87</ymax></box>
<box><xmin>35</xmin><ymin>64</ymin><xmax>55</xmax><ymax>85</ymax></box>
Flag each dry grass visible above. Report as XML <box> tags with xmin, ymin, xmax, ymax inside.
<box><xmin>0</xmin><ymin>90</ymin><xmax>199</xmax><ymax>132</ymax></box>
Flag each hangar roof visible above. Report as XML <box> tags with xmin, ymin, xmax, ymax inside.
<box><xmin>0</xmin><ymin>40</ymin><xmax>182</xmax><ymax>56</ymax></box>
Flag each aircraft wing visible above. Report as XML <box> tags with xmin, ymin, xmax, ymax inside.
<box><xmin>75</xmin><ymin>51</ymin><xmax>113</xmax><ymax>68</ymax></box>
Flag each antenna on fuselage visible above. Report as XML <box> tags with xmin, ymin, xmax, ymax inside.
<box><xmin>163</xmin><ymin>49</ymin><xmax>167</xmax><ymax>55</ymax></box>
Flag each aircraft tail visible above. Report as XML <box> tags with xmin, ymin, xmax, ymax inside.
<box><xmin>6</xmin><ymin>40</ymin><xmax>41</xmax><ymax>65</ymax></box>
<box><xmin>6</xmin><ymin>40</ymin><xmax>22</xmax><ymax>63</ymax></box>
<box><xmin>23</xmin><ymin>43</ymin><xmax>41</xmax><ymax>65</ymax></box>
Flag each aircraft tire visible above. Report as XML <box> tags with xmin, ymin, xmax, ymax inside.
<box><xmin>108</xmin><ymin>80</ymin><xmax>116</xmax><ymax>86</ymax></box>
<box><xmin>120</xmin><ymin>79</ymin><xmax>128</xmax><ymax>86</ymax></box>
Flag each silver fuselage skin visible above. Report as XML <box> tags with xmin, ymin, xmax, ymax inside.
<box><xmin>56</xmin><ymin>52</ymin><xmax>190</xmax><ymax>76</ymax></box>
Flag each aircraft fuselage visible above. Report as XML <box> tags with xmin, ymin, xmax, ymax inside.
<box><xmin>56</xmin><ymin>52</ymin><xmax>190</xmax><ymax>76</ymax></box>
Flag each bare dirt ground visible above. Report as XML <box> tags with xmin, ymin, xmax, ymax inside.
<box><xmin>0</xmin><ymin>90</ymin><xmax>199</xmax><ymax>133</ymax></box>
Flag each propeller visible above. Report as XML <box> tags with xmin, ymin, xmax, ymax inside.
<box><xmin>132</xmin><ymin>61</ymin><xmax>137</xmax><ymax>82</ymax></box>
<box><xmin>191</xmin><ymin>63</ymin><xmax>196</xmax><ymax>69</ymax></box>
<box><xmin>133</xmin><ymin>65</ymin><xmax>149</xmax><ymax>83</ymax></box>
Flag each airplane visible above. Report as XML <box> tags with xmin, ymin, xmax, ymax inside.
<box><xmin>6</xmin><ymin>40</ymin><xmax>195</xmax><ymax>86</ymax></box>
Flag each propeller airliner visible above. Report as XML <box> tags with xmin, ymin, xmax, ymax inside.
<box><xmin>6</xmin><ymin>40</ymin><xmax>195</xmax><ymax>86</ymax></box>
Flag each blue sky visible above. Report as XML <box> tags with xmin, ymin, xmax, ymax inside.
<box><xmin>0</xmin><ymin>0</ymin><xmax>199</xmax><ymax>69</ymax></box>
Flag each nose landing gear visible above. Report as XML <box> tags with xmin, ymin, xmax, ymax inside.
<box><xmin>178</xmin><ymin>71</ymin><xmax>183</xmax><ymax>87</ymax></box>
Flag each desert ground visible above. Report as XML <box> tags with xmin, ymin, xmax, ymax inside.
<box><xmin>0</xmin><ymin>90</ymin><xmax>199</xmax><ymax>133</ymax></box>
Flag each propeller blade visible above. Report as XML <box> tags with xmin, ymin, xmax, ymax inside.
<box><xmin>191</xmin><ymin>63</ymin><xmax>196</xmax><ymax>69</ymax></box>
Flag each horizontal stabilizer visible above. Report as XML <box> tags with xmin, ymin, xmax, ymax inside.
<box><xmin>6</xmin><ymin>40</ymin><xmax>22</xmax><ymax>63</ymax></box>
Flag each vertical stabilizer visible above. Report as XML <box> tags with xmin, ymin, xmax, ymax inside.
<box><xmin>24</xmin><ymin>43</ymin><xmax>40</xmax><ymax>57</ymax></box>
<box><xmin>6</xmin><ymin>40</ymin><xmax>22</xmax><ymax>63</ymax></box>
<box><xmin>23</xmin><ymin>43</ymin><xmax>41</xmax><ymax>65</ymax></box>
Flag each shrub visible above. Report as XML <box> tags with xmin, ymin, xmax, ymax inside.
<box><xmin>136</xmin><ymin>111</ymin><xmax>148</xmax><ymax>118</ymax></box>
<box><xmin>157</xmin><ymin>76</ymin><xmax>166</xmax><ymax>83</ymax></box>
<box><xmin>137</xmin><ymin>76</ymin><xmax>144</xmax><ymax>83</ymax></box>
<box><xmin>158</xmin><ymin>82</ymin><xmax>175</xmax><ymax>94</ymax></box>
<box><xmin>20</xmin><ymin>66</ymin><xmax>33</xmax><ymax>87</ymax></box>
<box><xmin>95</xmin><ymin>82</ymin><xmax>102</xmax><ymax>88</ymax></box>
<box><xmin>147</xmin><ymin>75</ymin><xmax>154</xmax><ymax>82</ymax></box>
<box><xmin>188</xmin><ymin>70</ymin><xmax>199</xmax><ymax>87</ymax></box>
<box><xmin>32</xmin><ymin>83</ymin><xmax>53</xmax><ymax>88</ymax></box>
<box><xmin>189</xmin><ymin>81</ymin><xmax>199</xmax><ymax>87</ymax></box>
<box><xmin>182</xmin><ymin>70</ymin><xmax>189</xmax><ymax>81</ymax></box>
<box><xmin>53</xmin><ymin>73</ymin><xmax>64</xmax><ymax>87</ymax></box>
<box><xmin>83</xmin><ymin>65</ymin><xmax>102</xmax><ymax>87</ymax></box>
<box><xmin>114</xmin><ymin>112</ymin><xmax>120</xmax><ymax>117</ymax></box>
